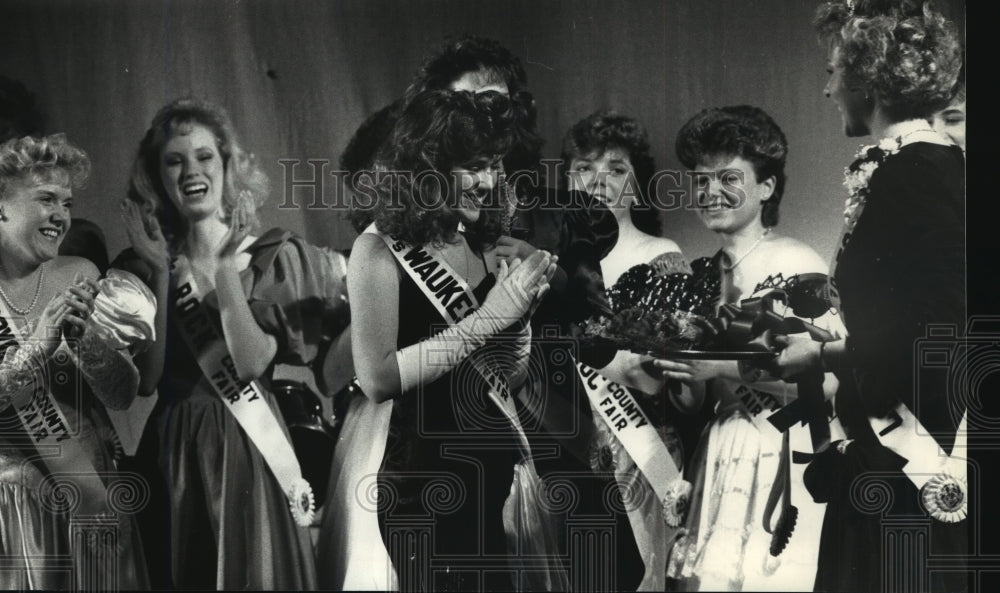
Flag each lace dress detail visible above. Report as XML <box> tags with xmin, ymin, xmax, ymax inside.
<box><xmin>0</xmin><ymin>268</ymin><xmax>155</xmax><ymax>590</ymax></box>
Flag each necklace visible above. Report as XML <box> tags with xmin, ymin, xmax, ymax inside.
<box><xmin>722</xmin><ymin>228</ymin><xmax>771</xmax><ymax>271</ymax></box>
<box><xmin>0</xmin><ymin>263</ymin><xmax>45</xmax><ymax>316</ymax></box>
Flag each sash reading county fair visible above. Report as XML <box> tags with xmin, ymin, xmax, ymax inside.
<box><xmin>575</xmin><ymin>363</ymin><xmax>691</xmax><ymax>527</ymax></box>
<box><xmin>171</xmin><ymin>256</ymin><xmax>314</xmax><ymax>526</ymax></box>
<box><xmin>870</xmin><ymin>404</ymin><xmax>968</xmax><ymax>523</ymax></box>
<box><xmin>365</xmin><ymin>224</ymin><xmax>531</xmax><ymax>454</ymax></box>
<box><xmin>0</xmin><ymin>302</ymin><xmax>109</xmax><ymax>516</ymax></box>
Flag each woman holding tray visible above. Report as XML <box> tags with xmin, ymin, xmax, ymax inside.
<box><xmin>661</xmin><ymin>105</ymin><xmax>845</xmax><ymax>591</ymax></box>
<box><xmin>118</xmin><ymin>98</ymin><xmax>347</xmax><ymax>589</ymax></box>
<box><xmin>562</xmin><ymin>110</ymin><xmax>693</xmax><ymax>591</ymax></box>
<box><xmin>775</xmin><ymin>2</ymin><xmax>966</xmax><ymax>591</ymax></box>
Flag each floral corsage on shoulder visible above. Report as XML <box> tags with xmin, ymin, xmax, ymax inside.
<box><xmin>843</xmin><ymin>136</ymin><xmax>904</xmax><ymax>233</ymax></box>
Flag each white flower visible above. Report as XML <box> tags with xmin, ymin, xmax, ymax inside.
<box><xmin>854</xmin><ymin>144</ymin><xmax>875</xmax><ymax>159</ymax></box>
<box><xmin>858</xmin><ymin>161</ymin><xmax>878</xmax><ymax>175</ymax></box>
<box><xmin>842</xmin><ymin>134</ymin><xmax>904</xmax><ymax>231</ymax></box>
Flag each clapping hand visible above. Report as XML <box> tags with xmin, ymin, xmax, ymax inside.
<box><xmin>482</xmin><ymin>250</ymin><xmax>558</xmax><ymax>327</ymax></box>
<box><xmin>216</xmin><ymin>199</ymin><xmax>252</xmax><ymax>261</ymax></box>
<box><xmin>121</xmin><ymin>200</ymin><xmax>170</xmax><ymax>273</ymax></box>
<box><xmin>31</xmin><ymin>274</ymin><xmax>99</xmax><ymax>350</ymax></box>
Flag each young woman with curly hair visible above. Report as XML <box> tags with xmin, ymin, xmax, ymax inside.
<box><xmin>116</xmin><ymin>98</ymin><xmax>348</xmax><ymax>589</ymax></box>
<box><xmin>662</xmin><ymin>105</ymin><xmax>844</xmax><ymax>592</ymax></box>
<box><xmin>558</xmin><ymin>109</ymin><xmax>690</xmax><ymax>591</ymax></box>
<box><xmin>344</xmin><ymin>89</ymin><xmax>557</xmax><ymax>592</ymax></box>
<box><xmin>774</xmin><ymin>1</ymin><xmax>966</xmax><ymax>591</ymax></box>
<box><xmin>0</xmin><ymin>134</ymin><xmax>156</xmax><ymax>589</ymax></box>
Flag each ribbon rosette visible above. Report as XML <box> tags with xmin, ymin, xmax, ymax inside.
<box><xmin>288</xmin><ymin>478</ymin><xmax>316</xmax><ymax>527</ymax></box>
<box><xmin>661</xmin><ymin>479</ymin><xmax>693</xmax><ymax>528</ymax></box>
<box><xmin>921</xmin><ymin>470</ymin><xmax>968</xmax><ymax>523</ymax></box>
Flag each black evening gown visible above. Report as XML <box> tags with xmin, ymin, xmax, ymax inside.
<box><xmin>377</xmin><ymin>257</ymin><xmax>523</xmax><ymax>592</ymax></box>
<box><xmin>809</xmin><ymin>142</ymin><xmax>967</xmax><ymax>593</ymax></box>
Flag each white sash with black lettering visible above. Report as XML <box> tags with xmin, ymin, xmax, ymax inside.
<box><xmin>869</xmin><ymin>404</ymin><xmax>968</xmax><ymax>522</ymax></box>
<box><xmin>367</xmin><ymin>224</ymin><xmax>570</xmax><ymax>589</ymax></box>
<box><xmin>365</xmin><ymin>224</ymin><xmax>530</xmax><ymax>452</ymax></box>
<box><xmin>575</xmin><ymin>362</ymin><xmax>689</xmax><ymax>525</ymax></box>
<box><xmin>171</xmin><ymin>256</ymin><xmax>314</xmax><ymax>526</ymax></box>
<box><xmin>0</xmin><ymin>302</ymin><xmax>109</xmax><ymax>516</ymax></box>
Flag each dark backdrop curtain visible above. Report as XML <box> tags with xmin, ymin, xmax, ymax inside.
<box><xmin>0</xmin><ymin>0</ymin><xmax>964</xmax><ymax>262</ymax></box>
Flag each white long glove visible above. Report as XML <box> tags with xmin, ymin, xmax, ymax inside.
<box><xmin>396</xmin><ymin>251</ymin><xmax>554</xmax><ymax>394</ymax></box>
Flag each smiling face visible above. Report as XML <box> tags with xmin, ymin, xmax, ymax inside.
<box><xmin>933</xmin><ymin>100</ymin><xmax>966</xmax><ymax>152</ymax></box>
<box><xmin>450</xmin><ymin>155</ymin><xmax>501</xmax><ymax>226</ymax></box>
<box><xmin>693</xmin><ymin>155</ymin><xmax>773</xmax><ymax>235</ymax></box>
<box><xmin>159</xmin><ymin>123</ymin><xmax>226</xmax><ymax>222</ymax></box>
<box><xmin>824</xmin><ymin>44</ymin><xmax>872</xmax><ymax>137</ymax></box>
<box><xmin>0</xmin><ymin>172</ymin><xmax>73</xmax><ymax>265</ymax></box>
<box><xmin>568</xmin><ymin>147</ymin><xmax>636</xmax><ymax>217</ymax></box>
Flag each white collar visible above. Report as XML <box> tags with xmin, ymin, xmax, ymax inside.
<box><xmin>880</xmin><ymin>119</ymin><xmax>947</xmax><ymax>148</ymax></box>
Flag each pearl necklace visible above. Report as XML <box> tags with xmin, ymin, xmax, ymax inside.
<box><xmin>0</xmin><ymin>263</ymin><xmax>45</xmax><ymax>316</ymax></box>
<box><xmin>722</xmin><ymin>228</ymin><xmax>771</xmax><ymax>271</ymax></box>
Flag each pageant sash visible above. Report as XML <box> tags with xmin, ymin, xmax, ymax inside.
<box><xmin>869</xmin><ymin>404</ymin><xmax>968</xmax><ymax>523</ymax></box>
<box><xmin>368</xmin><ymin>224</ymin><xmax>569</xmax><ymax>590</ymax></box>
<box><xmin>170</xmin><ymin>256</ymin><xmax>315</xmax><ymax>526</ymax></box>
<box><xmin>367</xmin><ymin>225</ymin><xmax>535</xmax><ymax>453</ymax></box>
<box><xmin>0</xmin><ymin>303</ymin><xmax>109</xmax><ymax>516</ymax></box>
<box><xmin>575</xmin><ymin>362</ymin><xmax>691</xmax><ymax>526</ymax></box>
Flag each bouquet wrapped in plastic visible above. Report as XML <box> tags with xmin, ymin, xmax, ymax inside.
<box><xmin>581</xmin><ymin>254</ymin><xmax>721</xmax><ymax>354</ymax></box>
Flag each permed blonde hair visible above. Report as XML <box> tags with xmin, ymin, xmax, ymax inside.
<box><xmin>126</xmin><ymin>98</ymin><xmax>270</xmax><ymax>248</ymax></box>
<box><xmin>814</xmin><ymin>0</ymin><xmax>963</xmax><ymax>121</ymax></box>
<box><xmin>0</xmin><ymin>134</ymin><xmax>90</xmax><ymax>198</ymax></box>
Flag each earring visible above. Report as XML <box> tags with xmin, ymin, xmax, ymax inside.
<box><xmin>0</xmin><ymin>207</ymin><xmax>6</xmax><ymax>221</ymax></box>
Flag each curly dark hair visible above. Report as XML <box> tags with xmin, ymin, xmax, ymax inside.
<box><xmin>406</xmin><ymin>34</ymin><xmax>542</xmax><ymax>177</ymax></box>
<box><xmin>0</xmin><ymin>134</ymin><xmax>90</xmax><ymax>198</ymax></box>
<box><xmin>125</xmin><ymin>98</ymin><xmax>270</xmax><ymax>250</ymax></box>
<box><xmin>339</xmin><ymin>36</ymin><xmax>543</xmax><ymax>202</ymax></box>
<box><xmin>676</xmin><ymin>105</ymin><xmax>788</xmax><ymax>228</ymax></box>
<box><xmin>560</xmin><ymin>110</ymin><xmax>661</xmax><ymax>236</ymax></box>
<box><xmin>350</xmin><ymin>90</ymin><xmax>516</xmax><ymax>249</ymax></box>
<box><xmin>814</xmin><ymin>0</ymin><xmax>962</xmax><ymax>121</ymax></box>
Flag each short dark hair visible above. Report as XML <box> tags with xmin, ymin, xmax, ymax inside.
<box><xmin>404</xmin><ymin>34</ymin><xmax>542</xmax><ymax>176</ymax></box>
<box><xmin>814</xmin><ymin>0</ymin><xmax>962</xmax><ymax>120</ymax></box>
<box><xmin>561</xmin><ymin>110</ymin><xmax>661</xmax><ymax>236</ymax></box>
<box><xmin>350</xmin><ymin>90</ymin><xmax>516</xmax><ymax>249</ymax></box>
<box><xmin>676</xmin><ymin>105</ymin><xmax>788</xmax><ymax>228</ymax></box>
<box><xmin>340</xmin><ymin>36</ymin><xmax>544</xmax><ymax>203</ymax></box>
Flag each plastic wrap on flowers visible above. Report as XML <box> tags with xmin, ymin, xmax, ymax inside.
<box><xmin>89</xmin><ymin>269</ymin><xmax>157</xmax><ymax>352</ymax></box>
<box><xmin>580</xmin><ymin>256</ymin><xmax>720</xmax><ymax>354</ymax></box>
